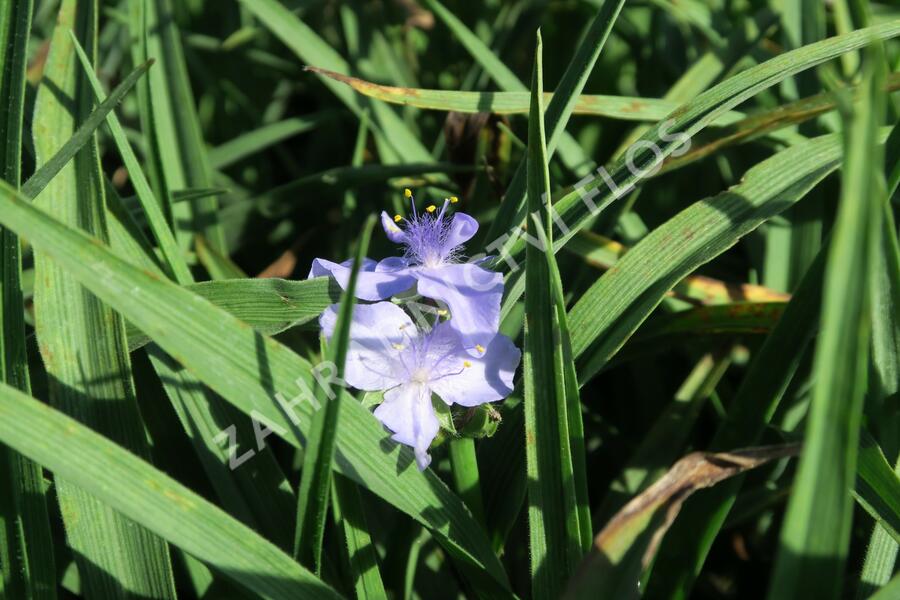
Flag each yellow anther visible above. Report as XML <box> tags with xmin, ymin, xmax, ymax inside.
<box><xmin>436</xmin><ymin>308</ymin><xmax>448</xmax><ymax>316</ymax></box>
<box><xmin>393</xmin><ymin>214</ymin><xmax>403</xmax><ymax>223</ymax></box>
<box><xmin>392</xmin><ymin>343</ymin><xmax>405</xmax><ymax>350</ymax></box>
<box><xmin>463</xmin><ymin>360</ymin><xmax>472</xmax><ymax>368</ymax></box>
<box><xmin>404</xmin><ymin>188</ymin><xmax>413</xmax><ymax>198</ymax></box>
<box><xmin>475</xmin><ymin>344</ymin><xmax>485</xmax><ymax>354</ymax></box>
<box><xmin>426</xmin><ymin>205</ymin><xmax>437</xmax><ymax>213</ymax></box>
<box><xmin>450</xmin><ymin>196</ymin><xmax>459</xmax><ymax>204</ymax></box>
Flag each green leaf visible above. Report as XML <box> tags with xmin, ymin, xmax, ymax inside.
<box><xmin>523</xmin><ymin>31</ymin><xmax>584</xmax><ymax>599</ymax></box>
<box><xmin>130</xmin><ymin>0</ymin><xmax>225</xmax><ymax>251</ymax></box>
<box><xmin>305</xmin><ymin>66</ymin><xmax>719</xmax><ymax>122</ymax></box>
<box><xmin>21</xmin><ymin>60</ymin><xmax>154</xmax><ymax>202</ymax></box>
<box><xmin>856</xmin><ymin>434</ymin><xmax>900</xmax><ymax>545</ymax></box>
<box><xmin>0</xmin><ymin>0</ymin><xmax>56</xmax><ymax>596</ymax></box>
<box><xmin>857</xmin><ymin>120</ymin><xmax>900</xmax><ymax>598</ymax></box>
<box><xmin>331</xmin><ymin>473</ymin><xmax>388</xmax><ymax>600</ymax></box>
<box><xmin>0</xmin><ymin>381</ymin><xmax>342</xmax><ymax>600</ymax></box>
<box><xmin>294</xmin><ymin>215</ymin><xmax>375</xmax><ymax>572</ymax></box>
<box><xmin>767</xmin><ymin>44</ymin><xmax>886</xmax><ymax>600</ymax></box>
<box><xmin>237</xmin><ymin>0</ymin><xmax>439</xmax><ymax>168</ymax></box>
<box><xmin>125</xmin><ymin>277</ymin><xmax>341</xmax><ymax>351</ymax></box>
<box><xmin>69</xmin><ymin>33</ymin><xmax>191</xmax><ymax>284</ymax></box>
<box><xmin>209</xmin><ymin>114</ymin><xmax>332</xmax><ymax>169</ymax></box>
<box><xmin>448</xmin><ymin>438</ymin><xmax>486</xmax><ymax>528</ymax></box>
<box><xmin>569</xmin><ymin>130</ymin><xmax>859</xmax><ymax>379</ymax></box>
<box><xmin>420</xmin><ymin>0</ymin><xmax>594</xmax><ymax>177</ymax></box>
<box><xmin>0</xmin><ymin>181</ymin><xmax>512</xmax><ymax>595</ymax></box>
<box><xmin>32</xmin><ymin>1</ymin><xmax>177</xmax><ymax>595</ymax></box>
<box><xmin>496</xmin><ymin>21</ymin><xmax>900</xmax><ymax>271</ymax></box>
<box><xmin>869</xmin><ymin>572</ymin><xmax>900</xmax><ymax>600</ymax></box>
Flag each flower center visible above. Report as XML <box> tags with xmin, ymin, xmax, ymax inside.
<box><xmin>393</xmin><ymin>191</ymin><xmax>462</xmax><ymax>268</ymax></box>
<box><xmin>410</xmin><ymin>367</ymin><xmax>431</xmax><ymax>384</ymax></box>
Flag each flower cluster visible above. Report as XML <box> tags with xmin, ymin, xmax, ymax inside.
<box><xmin>310</xmin><ymin>190</ymin><xmax>520</xmax><ymax>469</ymax></box>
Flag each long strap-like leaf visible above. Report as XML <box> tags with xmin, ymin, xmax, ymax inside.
<box><xmin>32</xmin><ymin>1</ymin><xmax>177</xmax><ymax>596</ymax></box>
<box><xmin>0</xmin><ymin>0</ymin><xmax>56</xmax><ymax>596</ymax></box>
<box><xmin>0</xmin><ymin>382</ymin><xmax>342</xmax><ymax>600</ymax></box>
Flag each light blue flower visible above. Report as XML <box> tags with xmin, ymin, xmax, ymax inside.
<box><xmin>320</xmin><ymin>302</ymin><xmax>520</xmax><ymax>470</ymax></box>
<box><xmin>310</xmin><ymin>191</ymin><xmax>502</xmax><ymax>354</ymax></box>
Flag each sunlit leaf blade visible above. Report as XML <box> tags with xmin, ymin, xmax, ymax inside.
<box><xmin>767</xmin><ymin>44</ymin><xmax>886</xmax><ymax>600</ymax></box>
<box><xmin>294</xmin><ymin>215</ymin><xmax>375</xmax><ymax>572</ymax></box>
<box><xmin>21</xmin><ymin>60</ymin><xmax>153</xmax><ymax>202</ymax></box>
<box><xmin>497</xmin><ymin>21</ymin><xmax>900</xmax><ymax>269</ymax></box>
<box><xmin>125</xmin><ymin>277</ymin><xmax>341</xmax><ymax>351</ymax></box>
<box><xmin>0</xmin><ymin>0</ymin><xmax>56</xmax><ymax>596</ymax></box>
<box><xmin>305</xmin><ymin>66</ymin><xmax>704</xmax><ymax>122</ymax></box>
<box><xmin>568</xmin><ymin>129</ymin><xmax>866</xmax><ymax>376</ymax></box>
<box><xmin>0</xmin><ymin>382</ymin><xmax>342</xmax><ymax>600</ymax></box>
<box><xmin>523</xmin><ymin>32</ymin><xmax>583</xmax><ymax>598</ymax></box>
<box><xmin>855</xmin><ymin>434</ymin><xmax>900</xmax><ymax>545</ymax></box>
<box><xmin>331</xmin><ymin>473</ymin><xmax>388</xmax><ymax>600</ymax></box>
<box><xmin>237</xmin><ymin>0</ymin><xmax>438</xmax><ymax>167</ymax></box>
<box><xmin>32</xmin><ymin>1</ymin><xmax>177</xmax><ymax>595</ymax></box>
<box><xmin>0</xmin><ymin>181</ymin><xmax>512</xmax><ymax>595</ymax></box>
<box><xmin>857</xmin><ymin>121</ymin><xmax>900</xmax><ymax>598</ymax></box>
<box><xmin>209</xmin><ymin>114</ymin><xmax>332</xmax><ymax>170</ymax></box>
<box><xmin>565</xmin><ymin>230</ymin><xmax>790</xmax><ymax>305</ymax></box>
<box><xmin>130</xmin><ymin>0</ymin><xmax>225</xmax><ymax>251</ymax></box>
<box><xmin>870</xmin><ymin>572</ymin><xmax>900</xmax><ymax>600</ymax></box>
<box><xmin>69</xmin><ymin>33</ymin><xmax>191</xmax><ymax>284</ymax></box>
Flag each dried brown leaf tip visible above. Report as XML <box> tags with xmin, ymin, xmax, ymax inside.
<box><xmin>566</xmin><ymin>444</ymin><xmax>800</xmax><ymax>599</ymax></box>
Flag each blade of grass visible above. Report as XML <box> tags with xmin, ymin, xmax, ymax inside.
<box><xmin>331</xmin><ymin>473</ymin><xmax>388</xmax><ymax>600</ymax></box>
<box><xmin>495</xmin><ymin>21</ymin><xmax>900</xmax><ymax>272</ymax></box>
<box><xmin>0</xmin><ymin>382</ymin><xmax>342</xmax><ymax>600</ymax></box>
<box><xmin>0</xmin><ymin>182</ymin><xmax>512</xmax><ymax>595</ymax></box>
<box><xmin>130</xmin><ymin>0</ymin><xmax>225</xmax><ymax>251</ymax></box>
<box><xmin>125</xmin><ymin>277</ymin><xmax>341</xmax><ymax>351</ymax></box>
<box><xmin>856</xmin><ymin>122</ymin><xmax>900</xmax><ymax>598</ymax></box>
<box><xmin>767</xmin><ymin>44</ymin><xmax>886</xmax><ymax>600</ymax></box>
<box><xmin>523</xmin><ymin>32</ymin><xmax>584</xmax><ymax>598</ymax></box>
<box><xmin>869</xmin><ymin>572</ymin><xmax>900</xmax><ymax>600</ymax></box>
<box><xmin>294</xmin><ymin>215</ymin><xmax>375</xmax><ymax>573</ymax></box>
<box><xmin>22</xmin><ymin>60</ymin><xmax>153</xmax><ymax>200</ymax></box>
<box><xmin>305</xmin><ymin>67</ymin><xmax>718</xmax><ymax>122</ymax></box>
<box><xmin>29</xmin><ymin>20</ymin><xmax>300</xmax><ymax>554</ymax></box>
<box><xmin>69</xmin><ymin>33</ymin><xmax>191</xmax><ymax>283</ymax></box>
<box><xmin>448</xmin><ymin>438</ymin><xmax>486</xmax><ymax>529</ymax></box>
<box><xmin>237</xmin><ymin>0</ymin><xmax>440</xmax><ymax>169</ymax></box>
<box><xmin>643</xmin><ymin>247</ymin><xmax>828</xmax><ymax>600</ymax></box>
<box><xmin>0</xmin><ymin>0</ymin><xmax>56</xmax><ymax>596</ymax></box>
<box><xmin>209</xmin><ymin>114</ymin><xmax>332</xmax><ymax>170</ymax></box>
<box><xmin>32</xmin><ymin>1</ymin><xmax>177</xmax><ymax>595</ymax></box>
<box><xmin>855</xmin><ymin>433</ymin><xmax>900</xmax><ymax>544</ymax></box>
<box><xmin>565</xmin><ymin>230</ymin><xmax>790</xmax><ymax>305</ymax></box>
<box><xmin>569</xmin><ymin>129</ymin><xmax>867</xmax><ymax>380</ymax></box>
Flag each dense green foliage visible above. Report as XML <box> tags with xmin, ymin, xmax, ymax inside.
<box><xmin>0</xmin><ymin>0</ymin><xmax>898</xmax><ymax>598</ymax></box>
